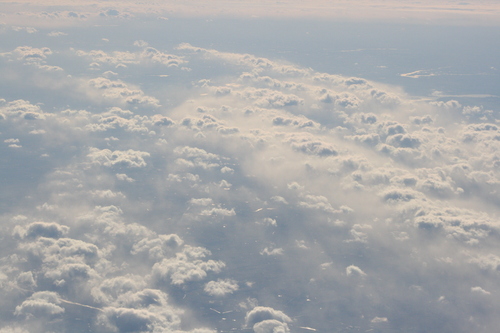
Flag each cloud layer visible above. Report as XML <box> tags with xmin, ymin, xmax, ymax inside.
<box><xmin>0</xmin><ymin>23</ymin><xmax>499</xmax><ymax>333</ymax></box>
<box><xmin>1</xmin><ymin>0</ymin><xmax>500</xmax><ymax>25</ymax></box>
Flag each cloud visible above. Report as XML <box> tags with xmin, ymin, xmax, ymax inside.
<box><xmin>245</xmin><ymin>306</ymin><xmax>292</xmax><ymax>327</ymax></box>
<box><xmin>16</xmin><ymin>272</ymin><xmax>37</xmax><ymax>291</ymax></box>
<box><xmin>204</xmin><ymin>279</ymin><xmax>239</xmax><ymax>297</ymax></box>
<box><xmin>470</xmin><ymin>286</ymin><xmax>491</xmax><ymax>295</ymax></box>
<box><xmin>152</xmin><ymin>246</ymin><xmax>225</xmax><ymax>285</ymax></box>
<box><xmin>346</xmin><ymin>265</ymin><xmax>366</xmax><ymax>277</ymax></box>
<box><xmin>371</xmin><ymin>316</ymin><xmax>388</xmax><ymax>323</ymax></box>
<box><xmin>1</xmin><ymin>23</ymin><xmax>500</xmax><ymax>333</ymax></box>
<box><xmin>87</xmin><ymin>148</ymin><xmax>150</xmax><ymax>168</ymax></box>
<box><xmin>13</xmin><ymin>222</ymin><xmax>69</xmax><ymax>239</ymax></box>
<box><xmin>14</xmin><ymin>291</ymin><xmax>64</xmax><ymax>318</ymax></box>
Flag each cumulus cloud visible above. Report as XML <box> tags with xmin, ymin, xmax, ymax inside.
<box><xmin>13</xmin><ymin>222</ymin><xmax>69</xmax><ymax>239</ymax></box>
<box><xmin>199</xmin><ymin>207</ymin><xmax>236</xmax><ymax>217</ymax></box>
<box><xmin>14</xmin><ymin>291</ymin><xmax>64</xmax><ymax>318</ymax></box>
<box><xmin>75</xmin><ymin>46</ymin><xmax>185</xmax><ymax>68</ymax></box>
<box><xmin>9</xmin><ymin>46</ymin><xmax>51</xmax><ymax>63</ymax></box>
<box><xmin>87</xmin><ymin>148</ymin><xmax>150</xmax><ymax>168</ymax></box>
<box><xmin>152</xmin><ymin>246</ymin><xmax>225</xmax><ymax>285</ymax></box>
<box><xmin>471</xmin><ymin>286</ymin><xmax>491</xmax><ymax>295</ymax></box>
<box><xmin>245</xmin><ymin>306</ymin><xmax>292</xmax><ymax>328</ymax></box>
<box><xmin>0</xmin><ymin>327</ymin><xmax>30</xmax><ymax>333</ymax></box>
<box><xmin>204</xmin><ymin>279</ymin><xmax>239</xmax><ymax>297</ymax></box>
<box><xmin>87</xmin><ymin>77</ymin><xmax>160</xmax><ymax>106</ymax></box>
<box><xmin>345</xmin><ymin>265</ymin><xmax>366</xmax><ymax>277</ymax></box>
<box><xmin>371</xmin><ymin>316</ymin><xmax>388</xmax><ymax>323</ymax></box>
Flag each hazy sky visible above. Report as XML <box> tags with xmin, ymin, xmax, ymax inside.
<box><xmin>2</xmin><ymin>0</ymin><xmax>500</xmax><ymax>24</ymax></box>
<box><xmin>1</xmin><ymin>1</ymin><xmax>499</xmax><ymax>333</ymax></box>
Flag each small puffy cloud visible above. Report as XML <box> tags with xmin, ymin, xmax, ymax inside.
<box><xmin>220</xmin><ymin>166</ymin><xmax>234</xmax><ymax>174</ymax></box>
<box><xmin>258</xmin><ymin>218</ymin><xmax>277</xmax><ymax>227</ymax></box>
<box><xmin>4</xmin><ymin>138</ymin><xmax>22</xmax><ymax>148</ymax></box>
<box><xmin>47</xmin><ymin>31</ymin><xmax>67</xmax><ymax>37</ymax></box>
<box><xmin>116</xmin><ymin>173</ymin><xmax>135</xmax><ymax>182</ymax></box>
<box><xmin>204</xmin><ymin>278</ymin><xmax>239</xmax><ymax>296</ymax></box>
<box><xmin>346</xmin><ymin>265</ymin><xmax>366</xmax><ymax>277</ymax></box>
<box><xmin>13</xmin><ymin>221</ymin><xmax>69</xmax><ymax>239</ymax></box>
<box><xmin>14</xmin><ymin>291</ymin><xmax>64</xmax><ymax>317</ymax></box>
<box><xmin>245</xmin><ymin>306</ymin><xmax>292</xmax><ymax>328</ymax></box>
<box><xmin>1</xmin><ymin>99</ymin><xmax>47</xmax><ymax>119</ymax></box>
<box><xmin>152</xmin><ymin>114</ymin><xmax>175</xmax><ymax>126</ymax></box>
<box><xmin>371</xmin><ymin>316</ymin><xmax>389</xmax><ymax>323</ymax></box>
<box><xmin>471</xmin><ymin>286</ymin><xmax>491</xmax><ymax>295</ymax></box>
<box><xmin>87</xmin><ymin>148</ymin><xmax>150</xmax><ymax>168</ymax></box>
<box><xmin>134</xmin><ymin>40</ymin><xmax>149</xmax><ymax>47</ymax></box>
<box><xmin>152</xmin><ymin>246</ymin><xmax>225</xmax><ymax>285</ymax></box>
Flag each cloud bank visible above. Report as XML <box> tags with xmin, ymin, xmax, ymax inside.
<box><xmin>0</xmin><ymin>26</ymin><xmax>499</xmax><ymax>333</ymax></box>
<box><xmin>1</xmin><ymin>0</ymin><xmax>500</xmax><ymax>26</ymax></box>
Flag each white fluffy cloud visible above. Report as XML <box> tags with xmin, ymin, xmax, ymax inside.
<box><xmin>152</xmin><ymin>246</ymin><xmax>225</xmax><ymax>285</ymax></box>
<box><xmin>14</xmin><ymin>291</ymin><xmax>65</xmax><ymax>318</ymax></box>
<box><xmin>204</xmin><ymin>279</ymin><xmax>239</xmax><ymax>297</ymax></box>
<box><xmin>87</xmin><ymin>148</ymin><xmax>151</xmax><ymax>168</ymax></box>
<box><xmin>245</xmin><ymin>306</ymin><xmax>292</xmax><ymax>328</ymax></box>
